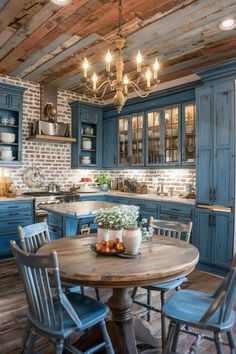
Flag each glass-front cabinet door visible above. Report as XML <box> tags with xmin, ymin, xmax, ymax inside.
<box><xmin>182</xmin><ymin>102</ymin><xmax>196</xmax><ymax>165</ymax></box>
<box><xmin>146</xmin><ymin>110</ymin><xmax>162</xmax><ymax>165</ymax></box>
<box><xmin>164</xmin><ymin>105</ymin><xmax>180</xmax><ymax>165</ymax></box>
<box><xmin>131</xmin><ymin>113</ymin><xmax>144</xmax><ymax>166</ymax></box>
<box><xmin>118</xmin><ymin>114</ymin><xmax>144</xmax><ymax>167</ymax></box>
<box><xmin>118</xmin><ymin>116</ymin><xmax>129</xmax><ymax>166</ymax></box>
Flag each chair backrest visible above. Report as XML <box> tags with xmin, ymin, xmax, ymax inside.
<box><xmin>149</xmin><ymin>217</ymin><xmax>193</xmax><ymax>242</ymax></box>
<box><xmin>200</xmin><ymin>265</ymin><xmax>236</xmax><ymax>325</ymax></box>
<box><xmin>10</xmin><ymin>240</ymin><xmax>82</xmax><ymax>332</ymax></box>
<box><xmin>18</xmin><ymin>222</ymin><xmax>50</xmax><ymax>253</ymax></box>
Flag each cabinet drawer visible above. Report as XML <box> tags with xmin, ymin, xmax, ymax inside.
<box><xmin>159</xmin><ymin>203</ymin><xmax>193</xmax><ymax>219</ymax></box>
<box><xmin>0</xmin><ymin>201</ymin><xmax>33</xmax><ymax>213</ymax></box>
<box><xmin>0</xmin><ymin>217</ymin><xmax>33</xmax><ymax>230</ymax></box>
<box><xmin>130</xmin><ymin>199</ymin><xmax>158</xmax><ymax>210</ymax></box>
<box><xmin>80</xmin><ymin>195</ymin><xmax>104</xmax><ymax>201</ymax></box>
<box><xmin>48</xmin><ymin>225</ymin><xmax>62</xmax><ymax>240</ymax></box>
<box><xmin>105</xmin><ymin>196</ymin><xmax>130</xmax><ymax>205</ymax></box>
<box><xmin>48</xmin><ymin>213</ymin><xmax>63</xmax><ymax>229</ymax></box>
<box><xmin>0</xmin><ymin>210</ymin><xmax>32</xmax><ymax>221</ymax></box>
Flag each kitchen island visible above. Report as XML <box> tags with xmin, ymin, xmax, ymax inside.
<box><xmin>41</xmin><ymin>201</ymin><xmax>124</xmax><ymax>238</ymax></box>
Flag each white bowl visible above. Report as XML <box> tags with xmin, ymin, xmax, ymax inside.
<box><xmin>0</xmin><ymin>132</ymin><xmax>15</xmax><ymax>143</ymax></box>
<box><xmin>1</xmin><ymin>150</ymin><xmax>12</xmax><ymax>158</ymax></box>
<box><xmin>81</xmin><ymin>160</ymin><xmax>91</xmax><ymax>164</ymax></box>
<box><xmin>82</xmin><ymin>140</ymin><xmax>92</xmax><ymax>149</ymax></box>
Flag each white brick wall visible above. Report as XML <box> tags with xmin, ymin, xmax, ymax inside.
<box><xmin>0</xmin><ymin>74</ymin><xmax>196</xmax><ymax>195</ymax></box>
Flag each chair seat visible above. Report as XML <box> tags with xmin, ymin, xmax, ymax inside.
<box><xmin>162</xmin><ymin>289</ymin><xmax>235</xmax><ymax>331</ymax></box>
<box><xmin>58</xmin><ymin>293</ymin><xmax>108</xmax><ymax>332</ymax></box>
<box><xmin>143</xmin><ymin>276</ymin><xmax>188</xmax><ymax>292</ymax></box>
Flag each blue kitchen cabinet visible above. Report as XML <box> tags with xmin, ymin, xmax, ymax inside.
<box><xmin>118</xmin><ymin>113</ymin><xmax>145</xmax><ymax>167</ymax></box>
<box><xmin>0</xmin><ymin>83</ymin><xmax>25</xmax><ymax>166</ymax></box>
<box><xmin>195</xmin><ymin>207</ymin><xmax>233</xmax><ymax>271</ymax></box>
<box><xmin>196</xmin><ymin>81</ymin><xmax>234</xmax><ymax>206</ymax></box>
<box><xmin>103</xmin><ymin>118</ymin><xmax>117</xmax><ymax>168</ymax></box>
<box><xmin>0</xmin><ymin>200</ymin><xmax>35</xmax><ymax>258</ymax></box>
<box><xmin>70</xmin><ymin>102</ymin><xmax>103</xmax><ymax>168</ymax></box>
<box><xmin>104</xmin><ymin>195</ymin><xmax>130</xmax><ymax>205</ymax></box>
<box><xmin>129</xmin><ymin>198</ymin><xmax>158</xmax><ymax>221</ymax></box>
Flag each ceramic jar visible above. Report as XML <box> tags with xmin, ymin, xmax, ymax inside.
<box><xmin>122</xmin><ymin>227</ymin><xmax>142</xmax><ymax>254</ymax></box>
<box><xmin>109</xmin><ymin>228</ymin><xmax>123</xmax><ymax>241</ymax></box>
<box><xmin>97</xmin><ymin>227</ymin><xmax>109</xmax><ymax>242</ymax></box>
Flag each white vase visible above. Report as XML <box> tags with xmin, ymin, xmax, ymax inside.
<box><xmin>109</xmin><ymin>228</ymin><xmax>123</xmax><ymax>241</ymax></box>
<box><xmin>97</xmin><ymin>227</ymin><xmax>109</xmax><ymax>242</ymax></box>
<box><xmin>123</xmin><ymin>227</ymin><xmax>142</xmax><ymax>254</ymax></box>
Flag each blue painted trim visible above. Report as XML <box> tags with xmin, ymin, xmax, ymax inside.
<box><xmin>197</xmin><ymin>59</ymin><xmax>236</xmax><ymax>82</ymax></box>
<box><xmin>70</xmin><ymin>101</ymin><xmax>103</xmax><ymax>110</ymax></box>
<box><xmin>0</xmin><ymin>83</ymin><xmax>26</xmax><ymax>94</ymax></box>
<box><xmin>103</xmin><ymin>82</ymin><xmax>199</xmax><ymax>118</ymax></box>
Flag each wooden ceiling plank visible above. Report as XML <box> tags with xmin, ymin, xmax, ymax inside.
<box><xmin>0</xmin><ymin>0</ymin><xmax>97</xmax><ymax>73</ymax></box>
<box><xmin>0</xmin><ymin>27</ymin><xmax>16</xmax><ymax>48</ymax></box>
<box><xmin>0</xmin><ymin>0</ymin><xmax>8</xmax><ymax>11</ymax></box>
<box><xmin>11</xmin><ymin>33</ymin><xmax>72</xmax><ymax>76</ymax></box>
<box><xmin>23</xmin><ymin>33</ymin><xmax>103</xmax><ymax>80</ymax></box>
<box><xmin>17</xmin><ymin>35</ymin><xmax>82</xmax><ymax>78</ymax></box>
<box><xmin>0</xmin><ymin>0</ymin><xmax>30</xmax><ymax>31</ymax></box>
<box><xmin>0</xmin><ymin>2</ymin><xmax>61</xmax><ymax>62</ymax></box>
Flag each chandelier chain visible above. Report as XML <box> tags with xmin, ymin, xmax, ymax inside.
<box><xmin>118</xmin><ymin>0</ymin><xmax>123</xmax><ymax>37</ymax></box>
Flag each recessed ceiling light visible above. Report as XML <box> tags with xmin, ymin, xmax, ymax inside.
<box><xmin>219</xmin><ymin>18</ymin><xmax>235</xmax><ymax>30</ymax></box>
<box><xmin>50</xmin><ymin>0</ymin><xmax>71</xmax><ymax>5</ymax></box>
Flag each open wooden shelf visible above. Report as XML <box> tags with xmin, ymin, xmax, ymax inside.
<box><xmin>27</xmin><ymin>135</ymin><xmax>76</xmax><ymax>143</ymax></box>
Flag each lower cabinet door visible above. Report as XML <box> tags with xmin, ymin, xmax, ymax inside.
<box><xmin>213</xmin><ymin>211</ymin><xmax>233</xmax><ymax>269</ymax></box>
<box><xmin>48</xmin><ymin>225</ymin><xmax>62</xmax><ymax>240</ymax></box>
<box><xmin>195</xmin><ymin>208</ymin><xmax>212</xmax><ymax>264</ymax></box>
<box><xmin>0</xmin><ymin>231</ymin><xmax>18</xmax><ymax>257</ymax></box>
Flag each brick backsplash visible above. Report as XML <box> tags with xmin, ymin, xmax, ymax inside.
<box><xmin>0</xmin><ymin>74</ymin><xmax>196</xmax><ymax>194</ymax></box>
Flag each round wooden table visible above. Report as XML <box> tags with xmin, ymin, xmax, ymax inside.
<box><xmin>38</xmin><ymin>236</ymin><xmax>199</xmax><ymax>354</ymax></box>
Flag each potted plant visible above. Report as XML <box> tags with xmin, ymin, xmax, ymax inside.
<box><xmin>95</xmin><ymin>172</ymin><xmax>111</xmax><ymax>192</ymax></box>
<box><xmin>95</xmin><ymin>208</ymin><xmax>110</xmax><ymax>241</ymax></box>
<box><xmin>121</xmin><ymin>206</ymin><xmax>154</xmax><ymax>254</ymax></box>
<box><xmin>95</xmin><ymin>206</ymin><xmax>124</xmax><ymax>241</ymax></box>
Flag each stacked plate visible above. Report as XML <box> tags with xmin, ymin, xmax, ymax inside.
<box><xmin>0</xmin><ymin>146</ymin><xmax>15</xmax><ymax>161</ymax></box>
<box><xmin>81</xmin><ymin>156</ymin><xmax>91</xmax><ymax>164</ymax></box>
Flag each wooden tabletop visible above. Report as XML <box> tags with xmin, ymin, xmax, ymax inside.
<box><xmin>37</xmin><ymin>236</ymin><xmax>199</xmax><ymax>288</ymax></box>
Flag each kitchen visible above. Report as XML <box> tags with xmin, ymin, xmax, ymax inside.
<box><xmin>0</xmin><ymin>0</ymin><xmax>236</xmax><ymax>353</ymax></box>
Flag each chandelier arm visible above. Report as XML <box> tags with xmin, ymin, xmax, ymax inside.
<box><xmin>94</xmin><ymin>83</ymin><xmax>109</xmax><ymax>99</ymax></box>
<box><xmin>129</xmin><ymin>82</ymin><xmax>156</xmax><ymax>98</ymax></box>
<box><xmin>107</xmin><ymin>76</ymin><xmax>116</xmax><ymax>90</ymax></box>
<box><xmin>84</xmin><ymin>79</ymin><xmax>109</xmax><ymax>93</ymax></box>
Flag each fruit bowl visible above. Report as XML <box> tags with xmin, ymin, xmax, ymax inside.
<box><xmin>91</xmin><ymin>244</ymin><xmax>124</xmax><ymax>256</ymax></box>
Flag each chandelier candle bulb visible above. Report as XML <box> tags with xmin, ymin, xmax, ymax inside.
<box><xmin>92</xmin><ymin>72</ymin><xmax>98</xmax><ymax>90</ymax></box>
<box><xmin>146</xmin><ymin>68</ymin><xmax>152</xmax><ymax>88</ymax></box>
<box><xmin>153</xmin><ymin>58</ymin><xmax>160</xmax><ymax>79</ymax></box>
<box><xmin>83</xmin><ymin>58</ymin><xmax>89</xmax><ymax>78</ymax></box>
<box><xmin>105</xmin><ymin>49</ymin><xmax>112</xmax><ymax>72</ymax></box>
<box><xmin>136</xmin><ymin>51</ymin><xmax>142</xmax><ymax>72</ymax></box>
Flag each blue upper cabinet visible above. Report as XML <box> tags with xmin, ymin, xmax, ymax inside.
<box><xmin>196</xmin><ymin>80</ymin><xmax>234</xmax><ymax>206</ymax></box>
<box><xmin>118</xmin><ymin>113</ymin><xmax>145</xmax><ymax>167</ymax></box>
<box><xmin>0</xmin><ymin>83</ymin><xmax>25</xmax><ymax>166</ymax></box>
<box><xmin>182</xmin><ymin>102</ymin><xmax>196</xmax><ymax>166</ymax></box>
<box><xmin>70</xmin><ymin>102</ymin><xmax>103</xmax><ymax>168</ymax></box>
<box><xmin>103</xmin><ymin>117</ymin><xmax>117</xmax><ymax>168</ymax></box>
<box><xmin>146</xmin><ymin>109</ymin><xmax>163</xmax><ymax>166</ymax></box>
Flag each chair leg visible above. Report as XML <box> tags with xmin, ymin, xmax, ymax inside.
<box><xmin>95</xmin><ymin>287</ymin><xmax>101</xmax><ymax>301</ymax></box>
<box><xmin>56</xmin><ymin>339</ymin><xmax>64</xmax><ymax>354</ymax></box>
<box><xmin>171</xmin><ymin>323</ymin><xmax>180</xmax><ymax>352</ymax></box>
<box><xmin>81</xmin><ymin>286</ymin><xmax>85</xmax><ymax>296</ymax></box>
<box><xmin>163</xmin><ymin>321</ymin><xmax>176</xmax><ymax>354</ymax></box>
<box><xmin>131</xmin><ymin>287</ymin><xmax>138</xmax><ymax>300</ymax></box>
<box><xmin>160</xmin><ymin>291</ymin><xmax>167</xmax><ymax>349</ymax></box>
<box><xmin>99</xmin><ymin>320</ymin><xmax>114</xmax><ymax>354</ymax></box>
<box><xmin>147</xmin><ymin>289</ymin><xmax>152</xmax><ymax>322</ymax></box>
<box><xmin>20</xmin><ymin>322</ymin><xmax>31</xmax><ymax>354</ymax></box>
<box><xmin>25</xmin><ymin>329</ymin><xmax>37</xmax><ymax>354</ymax></box>
<box><xmin>214</xmin><ymin>332</ymin><xmax>224</xmax><ymax>354</ymax></box>
<box><xmin>227</xmin><ymin>329</ymin><xmax>236</xmax><ymax>352</ymax></box>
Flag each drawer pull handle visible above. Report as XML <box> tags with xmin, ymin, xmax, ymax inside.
<box><xmin>9</xmin><ymin>213</ymin><xmax>20</xmax><ymax>216</ymax></box>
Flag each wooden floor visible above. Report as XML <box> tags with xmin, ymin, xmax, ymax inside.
<box><xmin>0</xmin><ymin>258</ymin><xmax>235</xmax><ymax>354</ymax></box>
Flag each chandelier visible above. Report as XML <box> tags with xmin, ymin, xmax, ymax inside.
<box><xmin>81</xmin><ymin>0</ymin><xmax>161</xmax><ymax>113</ymax></box>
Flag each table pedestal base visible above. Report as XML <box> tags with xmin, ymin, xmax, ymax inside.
<box><xmin>108</xmin><ymin>288</ymin><xmax>137</xmax><ymax>354</ymax></box>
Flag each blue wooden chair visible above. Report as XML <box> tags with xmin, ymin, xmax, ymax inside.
<box><xmin>10</xmin><ymin>240</ymin><xmax>114</xmax><ymax>354</ymax></box>
<box><xmin>18</xmin><ymin>222</ymin><xmax>100</xmax><ymax>300</ymax></box>
<box><xmin>162</xmin><ymin>262</ymin><xmax>236</xmax><ymax>354</ymax></box>
<box><xmin>132</xmin><ymin>217</ymin><xmax>193</xmax><ymax>349</ymax></box>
